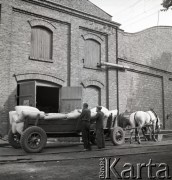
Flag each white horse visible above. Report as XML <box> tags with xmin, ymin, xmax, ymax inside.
<box><xmin>118</xmin><ymin>109</ymin><xmax>161</xmax><ymax>144</ymax></box>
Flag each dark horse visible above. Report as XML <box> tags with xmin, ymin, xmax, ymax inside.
<box><xmin>118</xmin><ymin>109</ymin><xmax>161</xmax><ymax>144</ymax></box>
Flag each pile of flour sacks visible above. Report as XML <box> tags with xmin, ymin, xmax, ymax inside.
<box><xmin>9</xmin><ymin>106</ymin><xmax>117</xmax><ymax>134</ymax></box>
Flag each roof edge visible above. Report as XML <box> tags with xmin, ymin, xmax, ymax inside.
<box><xmin>21</xmin><ymin>0</ymin><xmax>121</xmax><ymax>27</ymax></box>
<box><xmin>87</xmin><ymin>0</ymin><xmax>113</xmax><ymax>18</ymax></box>
<box><xmin>122</xmin><ymin>25</ymin><xmax>172</xmax><ymax>35</ymax></box>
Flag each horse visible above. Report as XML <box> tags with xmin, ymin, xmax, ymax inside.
<box><xmin>118</xmin><ymin>109</ymin><xmax>161</xmax><ymax>144</ymax></box>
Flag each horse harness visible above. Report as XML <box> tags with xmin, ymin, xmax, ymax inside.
<box><xmin>133</xmin><ymin>110</ymin><xmax>158</xmax><ymax>127</ymax></box>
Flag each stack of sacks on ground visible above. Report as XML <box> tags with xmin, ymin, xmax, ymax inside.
<box><xmin>9</xmin><ymin>106</ymin><xmax>45</xmax><ymax>134</ymax></box>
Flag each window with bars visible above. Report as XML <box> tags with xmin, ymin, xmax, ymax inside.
<box><xmin>30</xmin><ymin>26</ymin><xmax>53</xmax><ymax>62</ymax></box>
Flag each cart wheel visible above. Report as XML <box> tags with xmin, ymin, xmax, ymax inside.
<box><xmin>90</xmin><ymin>131</ymin><xmax>96</xmax><ymax>145</ymax></box>
<box><xmin>20</xmin><ymin>126</ymin><xmax>47</xmax><ymax>153</ymax></box>
<box><xmin>111</xmin><ymin>127</ymin><xmax>125</xmax><ymax>145</ymax></box>
<box><xmin>8</xmin><ymin>129</ymin><xmax>21</xmax><ymax>149</ymax></box>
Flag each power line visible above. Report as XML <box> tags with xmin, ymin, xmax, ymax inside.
<box><xmin>122</xmin><ymin>10</ymin><xmax>159</xmax><ymax>28</ymax></box>
<box><xmin>113</xmin><ymin>0</ymin><xmax>143</xmax><ymax>17</ymax></box>
<box><xmin>127</xmin><ymin>0</ymin><xmax>143</xmax><ymax>9</ymax></box>
<box><xmin>120</xmin><ymin>4</ymin><xmax>160</xmax><ymax>24</ymax></box>
<box><xmin>157</xmin><ymin>10</ymin><xmax>160</xmax><ymax>26</ymax></box>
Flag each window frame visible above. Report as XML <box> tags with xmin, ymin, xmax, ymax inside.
<box><xmin>82</xmin><ymin>33</ymin><xmax>103</xmax><ymax>70</ymax></box>
<box><xmin>83</xmin><ymin>38</ymin><xmax>101</xmax><ymax>69</ymax></box>
<box><xmin>28</xmin><ymin>20</ymin><xmax>56</xmax><ymax>63</ymax></box>
<box><xmin>29</xmin><ymin>26</ymin><xmax>53</xmax><ymax>63</ymax></box>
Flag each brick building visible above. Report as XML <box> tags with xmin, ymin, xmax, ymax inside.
<box><xmin>0</xmin><ymin>0</ymin><xmax>172</xmax><ymax>135</ymax></box>
<box><xmin>118</xmin><ymin>27</ymin><xmax>172</xmax><ymax>130</ymax></box>
<box><xmin>0</xmin><ymin>0</ymin><xmax>120</xmax><ymax>135</ymax></box>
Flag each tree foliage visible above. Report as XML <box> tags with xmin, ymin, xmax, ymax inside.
<box><xmin>161</xmin><ymin>0</ymin><xmax>172</xmax><ymax>10</ymax></box>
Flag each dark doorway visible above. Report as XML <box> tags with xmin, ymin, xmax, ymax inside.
<box><xmin>36</xmin><ymin>86</ymin><xmax>59</xmax><ymax>113</ymax></box>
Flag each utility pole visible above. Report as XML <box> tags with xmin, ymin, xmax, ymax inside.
<box><xmin>157</xmin><ymin>10</ymin><xmax>160</xmax><ymax>26</ymax></box>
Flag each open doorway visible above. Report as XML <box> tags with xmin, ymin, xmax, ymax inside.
<box><xmin>36</xmin><ymin>86</ymin><xmax>59</xmax><ymax>113</ymax></box>
<box><xmin>17</xmin><ymin>81</ymin><xmax>82</xmax><ymax>114</ymax></box>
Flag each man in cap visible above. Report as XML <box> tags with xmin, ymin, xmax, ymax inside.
<box><xmin>79</xmin><ymin>103</ymin><xmax>91</xmax><ymax>151</ymax></box>
<box><xmin>94</xmin><ymin>106</ymin><xmax>105</xmax><ymax>149</ymax></box>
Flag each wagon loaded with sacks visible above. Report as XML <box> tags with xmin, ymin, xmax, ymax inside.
<box><xmin>8</xmin><ymin>106</ymin><xmax>125</xmax><ymax>153</ymax></box>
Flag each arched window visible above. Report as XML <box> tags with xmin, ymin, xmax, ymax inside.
<box><xmin>83</xmin><ymin>85</ymin><xmax>101</xmax><ymax>108</ymax></box>
<box><xmin>84</xmin><ymin>39</ymin><xmax>101</xmax><ymax>68</ymax></box>
<box><xmin>30</xmin><ymin>26</ymin><xmax>53</xmax><ymax>61</ymax></box>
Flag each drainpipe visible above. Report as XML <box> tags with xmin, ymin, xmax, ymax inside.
<box><xmin>116</xmin><ymin>27</ymin><xmax>119</xmax><ymax>127</ymax></box>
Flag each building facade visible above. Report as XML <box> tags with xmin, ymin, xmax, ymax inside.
<box><xmin>0</xmin><ymin>0</ymin><xmax>120</xmax><ymax>135</ymax></box>
<box><xmin>0</xmin><ymin>0</ymin><xmax>172</xmax><ymax>135</ymax></box>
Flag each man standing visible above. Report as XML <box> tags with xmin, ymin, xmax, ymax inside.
<box><xmin>94</xmin><ymin>106</ymin><xmax>105</xmax><ymax>149</ymax></box>
<box><xmin>79</xmin><ymin>103</ymin><xmax>91</xmax><ymax>151</ymax></box>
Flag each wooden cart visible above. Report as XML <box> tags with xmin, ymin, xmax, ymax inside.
<box><xmin>8</xmin><ymin>114</ymin><xmax>125</xmax><ymax>153</ymax></box>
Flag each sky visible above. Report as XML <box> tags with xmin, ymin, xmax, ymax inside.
<box><xmin>89</xmin><ymin>0</ymin><xmax>172</xmax><ymax>33</ymax></box>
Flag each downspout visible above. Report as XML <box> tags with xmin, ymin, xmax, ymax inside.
<box><xmin>67</xmin><ymin>24</ymin><xmax>71</xmax><ymax>86</ymax></box>
<box><xmin>106</xmin><ymin>35</ymin><xmax>109</xmax><ymax>109</ymax></box>
<box><xmin>97</xmin><ymin>29</ymin><xmax>130</xmax><ymax>117</ymax></box>
<box><xmin>116</xmin><ymin>27</ymin><xmax>119</xmax><ymax>125</ymax></box>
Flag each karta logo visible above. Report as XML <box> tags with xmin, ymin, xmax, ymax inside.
<box><xmin>99</xmin><ymin>158</ymin><xmax>171</xmax><ymax>179</ymax></box>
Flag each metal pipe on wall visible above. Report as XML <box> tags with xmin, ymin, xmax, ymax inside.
<box><xmin>98</xmin><ymin>61</ymin><xmax>130</xmax><ymax>70</ymax></box>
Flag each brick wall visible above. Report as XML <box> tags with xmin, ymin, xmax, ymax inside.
<box><xmin>1</xmin><ymin>1</ymin><xmax>172</xmax><ymax>134</ymax></box>
<box><xmin>0</xmin><ymin>0</ymin><xmax>118</xmax><ymax>135</ymax></box>
<box><xmin>119</xmin><ymin>27</ymin><xmax>172</xmax><ymax>71</ymax></box>
<box><xmin>118</xmin><ymin>27</ymin><xmax>172</xmax><ymax>129</ymax></box>
<box><xmin>0</xmin><ymin>1</ymin><xmax>14</xmax><ymax>135</ymax></box>
<box><xmin>118</xmin><ymin>70</ymin><xmax>163</xmax><ymax>120</ymax></box>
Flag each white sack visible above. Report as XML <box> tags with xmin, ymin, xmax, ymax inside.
<box><xmin>11</xmin><ymin>121</ymin><xmax>17</xmax><ymax>134</ymax></box>
<box><xmin>45</xmin><ymin>113</ymin><xmax>67</xmax><ymax>120</ymax></box>
<box><xmin>15</xmin><ymin>122</ymin><xmax>24</xmax><ymax>134</ymax></box>
<box><xmin>90</xmin><ymin>106</ymin><xmax>110</xmax><ymax>117</ymax></box>
<box><xmin>90</xmin><ymin>107</ymin><xmax>118</xmax><ymax>129</ymax></box>
<box><xmin>39</xmin><ymin>111</ymin><xmax>45</xmax><ymax>119</ymax></box>
<box><xmin>44</xmin><ymin>109</ymin><xmax>81</xmax><ymax>120</ymax></box>
<box><xmin>109</xmin><ymin>109</ymin><xmax>118</xmax><ymax>121</ymax></box>
<box><xmin>9</xmin><ymin>111</ymin><xmax>19</xmax><ymax>124</ymax></box>
<box><xmin>22</xmin><ymin>110</ymin><xmax>45</xmax><ymax>119</ymax></box>
<box><xmin>15</xmin><ymin>106</ymin><xmax>39</xmax><ymax>114</ymax></box>
<box><xmin>15</xmin><ymin>106</ymin><xmax>45</xmax><ymax>122</ymax></box>
<box><xmin>66</xmin><ymin>109</ymin><xmax>81</xmax><ymax>119</ymax></box>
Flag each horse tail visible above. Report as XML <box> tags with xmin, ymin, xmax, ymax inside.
<box><xmin>134</xmin><ymin>112</ymin><xmax>138</xmax><ymax>127</ymax></box>
<box><xmin>150</xmin><ymin>109</ymin><xmax>159</xmax><ymax>129</ymax></box>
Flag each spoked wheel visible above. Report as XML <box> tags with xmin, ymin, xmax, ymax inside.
<box><xmin>111</xmin><ymin>127</ymin><xmax>125</xmax><ymax>145</ymax></box>
<box><xmin>20</xmin><ymin>126</ymin><xmax>47</xmax><ymax>153</ymax></box>
<box><xmin>8</xmin><ymin>129</ymin><xmax>21</xmax><ymax>149</ymax></box>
